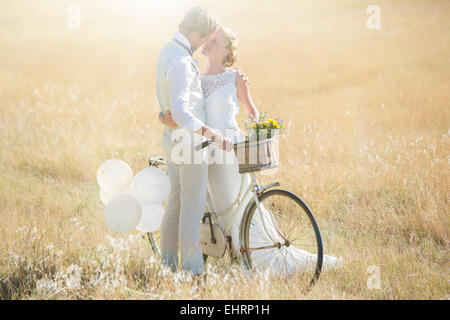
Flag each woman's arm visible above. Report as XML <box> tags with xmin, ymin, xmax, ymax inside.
<box><xmin>158</xmin><ymin>110</ymin><xmax>178</xmax><ymax>128</ymax></box>
<box><xmin>235</xmin><ymin>72</ymin><xmax>259</xmax><ymax>121</ymax></box>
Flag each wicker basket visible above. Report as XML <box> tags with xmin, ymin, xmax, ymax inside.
<box><xmin>233</xmin><ymin>135</ymin><xmax>279</xmax><ymax>173</ymax></box>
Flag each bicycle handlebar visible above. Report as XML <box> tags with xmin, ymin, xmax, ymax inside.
<box><xmin>195</xmin><ymin>140</ymin><xmax>238</xmax><ymax>151</ymax></box>
<box><xmin>195</xmin><ymin>140</ymin><xmax>215</xmax><ymax>151</ymax></box>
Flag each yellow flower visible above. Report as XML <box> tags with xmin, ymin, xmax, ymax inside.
<box><xmin>250</xmin><ymin>123</ymin><xmax>257</xmax><ymax>129</ymax></box>
<box><xmin>273</xmin><ymin>123</ymin><xmax>280</xmax><ymax>129</ymax></box>
<box><xmin>267</xmin><ymin>118</ymin><xmax>277</xmax><ymax>125</ymax></box>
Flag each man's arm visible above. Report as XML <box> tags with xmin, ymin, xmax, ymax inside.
<box><xmin>166</xmin><ymin>59</ymin><xmax>232</xmax><ymax>150</ymax></box>
<box><xmin>167</xmin><ymin>59</ymin><xmax>204</xmax><ymax>131</ymax></box>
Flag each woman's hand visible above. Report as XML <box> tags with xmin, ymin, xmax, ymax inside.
<box><xmin>158</xmin><ymin>110</ymin><xmax>178</xmax><ymax>128</ymax></box>
<box><xmin>235</xmin><ymin>68</ymin><xmax>250</xmax><ymax>86</ymax></box>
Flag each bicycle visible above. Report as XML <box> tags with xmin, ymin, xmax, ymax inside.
<box><xmin>146</xmin><ymin>139</ymin><xmax>323</xmax><ymax>290</ymax></box>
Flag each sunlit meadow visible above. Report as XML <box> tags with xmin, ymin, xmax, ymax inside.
<box><xmin>0</xmin><ymin>0</ymin><xmax>449</xmax><ymax>299</ymax></box>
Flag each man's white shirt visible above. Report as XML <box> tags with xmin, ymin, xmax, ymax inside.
<box><xmin>164</xmin><ymin>31</ymin><xmax>204</xmax><ymax>132</ymax></box>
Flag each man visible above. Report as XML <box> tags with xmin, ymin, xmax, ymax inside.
<box><xmin>155</xmin><ymin>7</ymin><xmax>232</xmax><ymax>277</ymax></box>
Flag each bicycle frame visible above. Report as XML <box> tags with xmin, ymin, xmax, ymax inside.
<box><xmin>148</xmin><ymin>156</ymin><xmax>324</xmax><ymax>288</ymax></box>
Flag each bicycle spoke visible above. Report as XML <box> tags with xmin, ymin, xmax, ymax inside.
<box><xmin>247</xmin><ymin>244</ymin><xmax>278</xmax><ymax>251</ymax></box>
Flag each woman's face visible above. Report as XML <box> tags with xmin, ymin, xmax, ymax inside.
<box><xmin>201</xmin><ymin>29</ymin><xmax>229</xmax><ymax>63</ymax></box>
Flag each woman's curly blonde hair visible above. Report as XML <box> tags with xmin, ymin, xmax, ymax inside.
<box><xmin>220</xmin><ymin>27</ymin><xmax>238</xmax><ymax>67</ymax></box>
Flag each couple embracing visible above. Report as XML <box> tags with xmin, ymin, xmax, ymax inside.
<box><xmin>155</xmin><ymin>7</ymin><xmax>257</xmax><ymax>278</ymax></box>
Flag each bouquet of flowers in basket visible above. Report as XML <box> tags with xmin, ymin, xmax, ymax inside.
<box><xmin>244</xmin><ymin>112</ymin><xmax>285</xmax><ymax>142</ymax></box>
<box><xmin>233</xmin><ymin>112</ymin><xmax>284</xmax><ymax>173</ymax></box>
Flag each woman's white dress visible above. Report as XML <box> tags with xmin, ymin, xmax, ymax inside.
<box><xmin>201</xmin><ymin>69</ymin><xmax>342</xmax><ymax>275</ymax></box>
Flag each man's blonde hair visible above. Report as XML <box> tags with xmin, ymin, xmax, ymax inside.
<box><xmin>179</xmin><ymin>7</ymin><xmax>218</xmax><ymax>37</ymax></box>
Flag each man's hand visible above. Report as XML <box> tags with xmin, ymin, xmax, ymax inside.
<box><xmin>211</xmin><ymin>133</ymin><xmax>233</xmax><ymax>151</ymax></box>
<box><xmin>159</xmin><ymin>110</ymin><xmax>178</xmax><ymax>128</ymax></box>
<box><xmin>201</xmin><ymin>126</ymin><xmax>233</xmax><ymax>151</ymax></box>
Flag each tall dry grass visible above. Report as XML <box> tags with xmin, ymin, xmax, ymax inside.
<box><xmin>0</xmin><ymin>0</ymin><xmax>449</xmax><ymax>299</ymax></box>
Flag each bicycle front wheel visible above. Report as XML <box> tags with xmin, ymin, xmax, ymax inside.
<box><xmin>241</xmin><ymin>189</ymin><xmax>323</xmax><ymax>289</ymax></box>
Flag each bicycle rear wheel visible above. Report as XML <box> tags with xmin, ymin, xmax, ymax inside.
<box><xmin>147</xmin><ymin>230</ymin><xmax>160</xmax><ymax>256</ymax></box>
<box><xmin>241</xmin><ymin>189</ymin><xmax>323</xmax><ymax>289</ymax></box>
<box><xmin>148</xmin><ymin>230</ymin><xmax>208</xmax><ymax>264</ymax></box>
<box><xmin>147</xmin><ymin>213</ymin><xmax>210</xmax><ymax>265</ymax></box>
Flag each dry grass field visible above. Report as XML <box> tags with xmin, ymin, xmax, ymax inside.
<box><xmin>0</xmin><ymin>0</ymin><xmax>449</xmax><ymax>299</ymax></box>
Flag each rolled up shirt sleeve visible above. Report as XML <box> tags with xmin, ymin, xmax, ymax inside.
<box><xmin>166</xmin><ymin>59</ymin><xmax>204</xmax><ymax>132</ymax></box>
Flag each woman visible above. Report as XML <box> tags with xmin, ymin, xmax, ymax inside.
<box><xmin>159</xmin><ymin>27</ymin><xmax>342</xmax><ymax>275</ymax></box>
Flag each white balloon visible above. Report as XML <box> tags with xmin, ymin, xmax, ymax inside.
<box><xmin>97</xmin><ymin>159</ymin><xmax>133</xmax><ymax>194</ymax></box>
<box><xmin>100</xmin><ymin>185</ymin><xmax>134</xmax><ymax>206</ymax></box>
<box><xmin>100</xmin><ymin>189</ymin><xmax>116</xmax><ymax>206</ymax></box>
<box><xmin>131</xmin><ymin>167</ymin><xmax>170</xmax><ymax>204</ymax></box>
<box><xmin>104</xmin><ymin>193</ymin><xmax>142</xmax><ymax>233</ymax></box>
<box><xmin>136</xmin><ymin>203</ymin><xmax>164</xmax><ymax>233</ymax></box>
